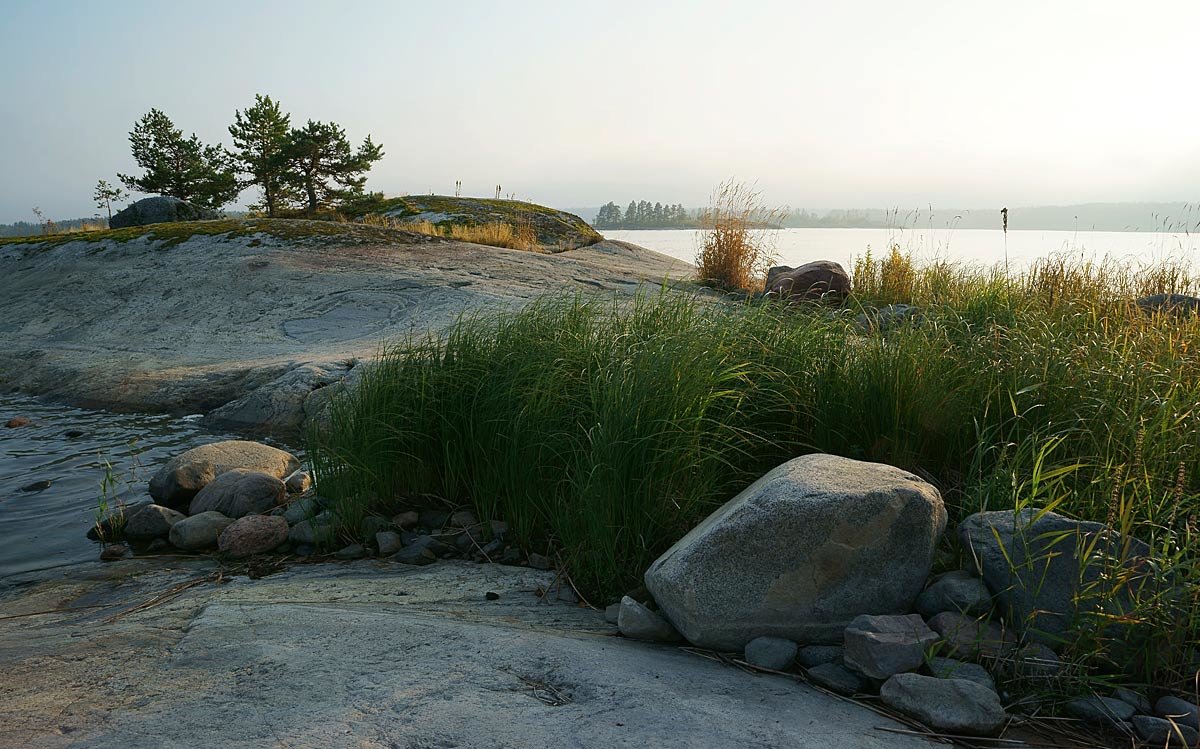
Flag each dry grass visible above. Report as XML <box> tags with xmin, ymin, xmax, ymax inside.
<box><xmin>359</xmin><ymin>212</ymin><xmax>539</xmax><ymax>251</ymax></box>
<box><xmin>695</xmin><ymin>180</ymin><xmax>783</xmax><ymax>291</ymax></box>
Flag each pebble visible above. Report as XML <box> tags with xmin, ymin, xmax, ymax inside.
<box><xmin>19</xmin><ymin>480</ymin><xmax>52</xmax><ymax>492</ymax></box>
<box><xmin>100</xmin><ymin>543</ymin><xmax>129</xmax><ymax>561</ymax></box>
<box><xmin>617</xmin><ymin>596</ymin><xmax>681</xmax><ymax>643</ymax></box>
<box><xmin>744</xmin><ymin>636</ymin><xmax>798</xmax><ymax>671</ymax></box>
<box><xmin>334</xmin><ymin>543</ymin><xmax>366</xmax><ymax>560</ymax></box>
<box><xmin>392</xmin><ymin>510</ymin><xmax>419</xmax><ymax>529</ymax></box>
<box><xmin>5</xmin><ymin>416</ymin><xmax>31</xmax><ymax>428</ymax></box>
<box><xmin>376</xmin><ymin>531</ymin><xmax>402</xmax><ymax>556</ymax></box>
<box><xmin>391</xmin><ymin>545</ymin><xmax>436</xmax><ymax>566</ymax></box>
<box><xmin>485</xmin><ymin>591</ymin><xmax>500</xmax><ymax>601</ymax></box>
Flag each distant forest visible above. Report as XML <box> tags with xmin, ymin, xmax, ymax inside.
<box><xmin>0</xmin><ymin>217</ymin><xmax>104</xmax><ymax>237</ymax></box>
<box><xmin>593</xmin><ymin>201</ymin><xmax>698</xmax><ymax>229</ymax></box>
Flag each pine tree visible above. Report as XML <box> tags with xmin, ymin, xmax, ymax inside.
<box><xmin>284</xmin><ymin>120</ymin><xmax>384</xmax><ymax>214</ymax></box>
<box><xmin>229</xmin><ymin>94</ymin><xmax>294</xmax><ymax>217</ymax></box>
<box><xmin>118</xmin><ymin>108</ymin><xmax>238</xmax><ymax>209</ymax></box>
<box><xmin>93</xmin><ymin>179</ymin><xmax>128</xmax><ymax>221</ymax></box>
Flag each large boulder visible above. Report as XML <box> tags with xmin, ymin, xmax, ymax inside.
<box><xmin>148</xmin><ymin>440</ymin><xmax>300</xmax><ymax>509</ymax></box>
<box><xmin>123</xmin><ymin>504</ymin><xmax>186</xmax><ymax>542</ymax></box>
<box><xmin>109</xmin><ymin>196</ymin><xmax>220</xmax><ymax>229</ymax></box>
<box><xmin>764</xmin><ymin>261</ymin><xmax>851</xmax><ymax>302</ymax></box>
<box><xmin>168</xmin><ymin>511</ymin><xmax>234</xmax><ymax>550</ymax></box>
<box><xmin>644</xmin><ymin>454</ymin><xmax>947</xmax><ymax>650</ymax></box>
<box><xmin>958</xmin><ymin>508</ymin><xmax>1152</xmax><ymax>645</ymax></box>
<box><xmin>187</xmin><ymin>469</ymin><xmax>286</xmax><ymax>518</ymax></box>
<box><xmin>880</xmin><ymin>673</ymin><xmax>1007</xmax><ymax>736</ymax></box>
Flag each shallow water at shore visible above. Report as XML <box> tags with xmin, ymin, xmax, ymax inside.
<box><xmin>0</xmin><ymin>394</ymin><xmax>296</xmax><ymax>578</ymax></box>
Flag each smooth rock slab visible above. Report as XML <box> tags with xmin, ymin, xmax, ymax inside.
<box><xmin>744</xmin><ymin>636</ymin><xmax>798</xmax><ymax>670</ymax></box>
<box><xmin>149</xmin><ymin>440</ymin><xmax>299</xmax><ymax>508</ymax></box>
<box><xmin>169</xmin><ymin>511</ymin><xmax>235</xmax><ymax>551</ymax></box>
<box><xmin>881</xmin><ymin>673</ymin><xmax>1008</xmax><ymax>736</ymax></box>
<box><xmin>188</xmin><ymin>468</ymin><xmax>286</xmax><ymax>518</ymax></box>
<box><xmin>217</xmin><ymin>515</ymin><xmax>289</xmax><ymax>558</ymax></box>
<box><xmin>123</xmin><ymin>504</ymin><xmax>186</xmax><ymax>542</ymax></box>
<box><xmin>844</xmin><ymin>614</ymin><xmax>940</xmax><ymax>680</ymax></box>
<box><xmin>645</xmin><ymin>454</ymin><xmax>946</xmax><ymax>650</ymax></box>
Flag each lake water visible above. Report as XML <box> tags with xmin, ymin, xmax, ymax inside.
<box><xmin>603</xmin><ymin>227</ymin><xmax>1200</xmax><ymax>271</ymax></box>
<box><xmin>0</xmin><ymin>394</ymin><xmax>296</xmax><ymax>579</ymax></box>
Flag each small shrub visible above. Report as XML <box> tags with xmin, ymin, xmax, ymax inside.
<box><xmin>694</xmin><ymin>180</ymin><xmax>782</xmax><ymax>291</ymax></box>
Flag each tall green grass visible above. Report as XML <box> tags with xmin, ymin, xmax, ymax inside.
<box><xmin>309</xmin><ymin>253</ymin><xmax>1200</xmax><ymax>688</ymax></box>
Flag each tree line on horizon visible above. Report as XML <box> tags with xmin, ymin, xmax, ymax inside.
<box><xmin>593</xmin><ymin>201</ymin><xmax>698</xmax><ymax>229</ymax></box>
<box><xmin>102</xmin><ymin>95</ymin><xmax>384</xmax><ymax>218</ymax></box>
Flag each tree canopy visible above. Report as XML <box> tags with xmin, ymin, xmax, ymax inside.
<box><xmin>285</xmin><ymin>120</ymin><xmax>384</xmax><ymax>214</ymax></box>
<box><xmin>118</xmin><ymin>109</ymin><xmax>239</xmax><ymax>209</ymax></box>
<box><xmin>228</xmin><ymin>94</ymin><xmax>294</xmax><ymax>217</ymax></box>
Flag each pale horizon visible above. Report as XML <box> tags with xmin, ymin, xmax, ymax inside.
<box><xmin>3</xmin><ymin>0</ymin><xmax>1199</xmax><ymax>223</ymax></box>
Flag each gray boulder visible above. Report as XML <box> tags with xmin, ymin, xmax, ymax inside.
<box><xmin>282</xmin><ymin>495</ymin><xmax>323</xmax><ymax>525</ymax></box>
<box><xmin>123</xmin><ymin>504</ymin><xmax>186</xmax><ymax>542</ymax></box>
<box><xmin>149</xmin><ymin>440</ymin><xmax>300</xmax><ymax>508</ymax></box>
<box><xmin>843</xmin><ymin>614</ymin><xmax>939</xmax><ymax>680</ymax></box>
<box><xmin>376</xmin><ymin>531</ymin><xmax>402</xmax><ymax>556</ymax></box>
<box><xmin>188</xmin><ymin>468</ymin><xmax>286</xmax><ymax>518</ymax></box>
<box><xmin>927</xmin><ymin>657</ymin><xmax>995</xmax><ymax>692</ymax></box>
<box><xmin>645</xmin><ymin>454</ymin><xmax>946</xmax><ymax>650</ymax></box>
<box><xmin>928</xmin><ymin>611</ymin><xmax>1017</xmax><ymax>660</ymax></box>
<box><xmin>744</xmin><ymin>636</ymin><xmax>798</xmax><ymax>671</ymax></box>
<box><xmin>1136</xmin><ymin>293</ymin><xmax>1200</xmax><ymax>317</ymax></box>
<box><xmin>109</xmin><ymin>196</ymin><xmax>220</xmax><ymax>229</ymax></box>
<box><xmin>204</xmin><ymin>361</ymin><xmax>352</xmax><ymax>436</ymax></box>
<box><xmin>806</xmin><ymin>663</ymin><xmax>868</xmax><ymax>695</ymax></box>
<box><xmin>916</xmin><ymin>570</ymin><xmax>993</xmax><ymax>618</ymax></box>
<box><xmin>1133</xmin><ymin>715</ymin><xmax>1200</xmax><ymax>747</ymax></box>
<box><xmin>168</xmin><ymin>511</ymin><xmax>234</xmax><ymax>550</ymax></box>
<box><xmin>617</xmin><ymin>597</ymin><xmax>681</xmax><ymax>643</ymax></box>
<box><xmin>764</xmin><ymin>261</ymin><xmax>851</xmax><ymax>302</ymax></box>
<box><xmin>1156</xmin><ymin>696</ymin><xmax>1200</xmax><ymax>731</ymax></box>
<box><xmin>1065</xmin><ymin>696</ymin><xmax>1136</xmax><ymax>725</ymax></box>
<box><xmin>880</xmin><ymin>673</ymin><xmax>1007</xmax><ymax>736</ymax></box>
<box><xmin>217</xmin><ymin>515</ymin><xmax>289</xmax><ymax>559</ymax></box>
<box><xmin>958</xmin><ymin>508</ymin><xmax>1152</xmax><ymax>645</ymax></box>
<box><xmin>288</xmin><ymin>511</ymin><xmax>337</xmax><ymax>546</ymax></box>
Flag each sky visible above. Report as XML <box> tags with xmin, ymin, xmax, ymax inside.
<box><xmin>2</xmin><ymin>0</ymin><xmax>1199</xmax><ymax>223</ymax></box>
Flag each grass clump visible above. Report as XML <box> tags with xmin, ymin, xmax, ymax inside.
<box><xmin>365</xmin><ymin>213</ymin><xmax>539</xmax><ymax>252</ymax></box>
<box><xmin>309</xmin><ymin>254</ymin><xmax>1200</xmax><ymax>694</ymax></box>
<box><xmin>694</xmin><ymin>180</ymin><xmax>783</xmax><ymax>291</ymax></box>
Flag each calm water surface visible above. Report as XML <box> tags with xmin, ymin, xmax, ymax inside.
<box><xmin>0</xmin><ymin>393</ymin><xmax>296</xmax><ymax>579</ymax></box>
<box><xmin>604</xmin><ymin>227</ymin><xmax>1200</xmax><ymax>271</ymax></box>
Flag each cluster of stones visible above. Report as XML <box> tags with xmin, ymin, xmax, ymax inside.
<box><xmin>92</xmin><ymin>440</ymin><xmax>532</xmax><ymax>568</ymax></box>
<box><xmin>605</xmin><ymin>453</ymin><xmax>1194</xmax><ymax>743</ymax></box>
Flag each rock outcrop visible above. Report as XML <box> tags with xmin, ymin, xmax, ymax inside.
<box><xmin>109</xmin><ymin>196</ymin><xmax>220</xmax><ymax>228</ymax></box>
<box><xmin>644</xmin><ymin>453</ymin><xmax>946</xmax><ymax>649</ymax></box>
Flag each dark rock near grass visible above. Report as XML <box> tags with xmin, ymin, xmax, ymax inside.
<box><xmin>449</xmin><ymin>510</ymin><xmax>477</xmax><ymax>528</ymax></box>
<box><xmin>282</xmin><ymin>495</ymin><xmax>322</xmax><ymax>525</ymax></box>
<box><xmin>880</xmin><ymin>673</ymin><xmax>1007</xmax><ymax>736</ymax></box>
<box><xmin>360</xmin><ymin>515</ymin><xmax>392</xmax><ymax>539</ymax></box>
<box><xmin>1156</xmin><ymin>696</ymin><xmax>1200</xmax><ymax>731</ymax></box>
<box><xmin>617</xmin><ymin>596</ymin><xmax>681</xmax><ymax>643</ymax></box>
<box><xmin>1005</xmin><ymin>642</ymin><xmax>1061</xmax><ymax>678</ymax></box>
<box><xmin>419</xmin><ymin>510</ymin><xmax>450</xmax><ymax>530</ymax></box>
<box><xmin>744</xmin><ymin>636</ymin><xmax>798</xmax><ymax>671</ymax></box>
<box><xmin>288</xmin><ymin>511</ymin><xmax>336</xmax><ymax>546</ymax></box>
<box><xmin>1065</xmin><ymin>696</ymin><xmax>1137</xmax><ymax>725</ymax></box>
<box><xmin>188</xmin><ymin>469</ymin><xmax>286</xmax><ymax>518</ymax></box>
<box><xmin>646</xmin><ymin>454</ymin><xmax>946</xmax><ymax>650</ymax></box>
<box><xmin>169</xmin><ymin>511</ymin><xmax>234</xmax><ymax>550</ymax></box>
<box><xmin>855</xmin><ymin>304</ymin><xmax>922</xmax><ymax>333</ymax></box>
<box><xmin>928</xmin><ymin>611</ymin><xmax>1017</xmax><ymax>660</ymax></box>
<box><xmin>927</xmin><ymin>657</ymin><xmax>995</xmax><ymax>692</ymax></box>
<box><xmin>806</xmin><ymin>662</ymin><xmax>868</xmax><ymax>695</ymax></box>
<box><xmin>1113</xmin><ymin>687</ymin><xmax>1152</xmax><ymax>715</ymax></box>
<box><xmin>376</xmin><ymin>531</ymin><xmax>402</xmax><ymax>556</ymax></box>
<box><xmin>1133</xmin><ymin>715</ymin><xmax>1200</xmax><ymax>746</ymax></box>
<box><xmin>527</xmin><ymin>552</ymin><xmax>553</xmax><ymax>570</ymax></box>
<box><xmin>916</xmin><ymin>570</ymin><xmax>992</xmax><ymax>618</ymax></box>
<box><xmin>604</xmin><ymin>603</ymin><xmax>621</xmax><ymax>625</ymax></box>
<box><xmin>1136</xmin><ymin>293</ymin><xmax>1200</xmax><ymax>317</ymax></box>
<box><xmin>797</xmin><ymin>645</ymin><xmax>844</xmax><ymax>668</ymax></box>
<box><xmin>100</xmin><ymin>543</ymin><xmax>129</xmax><ymax>561</ymax></box>
<box><xmin>843</xmin><ymin>614</ymin><xmax>939</xmax><ymax>680</ymax></box>
<box><xmin>392</xmin><ymin>510</ymin><xmax>419</xmax><ymax>529</ymax></box>
<box><xmin>124</xmin><ymin>504</ymin><xmax>186</xmax><ymax>542</ymax></box>
<box><xmin>218</xmin><ymin>515</ymin><xmax>289</xmax><ymax>559</ymax></box>
<box><xmin>334</xmin><ymin>544</ymin><xmax>366</xmax><ymax>560</ymax></box>
<box><xmin>109</xmin><ymin>196</ymin><xmax>220</xmax><ymax>229</ymax></box>
<box><xmin>284</xmin><ymin>471</ymin><xmax>312</xmax><ymax>493</ymax></box>
<box><xmin>764</xmin><ymin>260</ymin><xmax>851</xmax><ymax>302</ymax></box>
<box><xmin>404</xmin><ymin>534</ymin><xmax>450</xmax><ymax>558</ymax></box>
<box><xmin>958</xmin><ymin>508</ymin><xmax>1152</xmax><ymax>646</ymax></box>
<box><xmin>149</xmin><ymin>440</ymin><xmax>300</xmax><ymax>509</ymax></box>
<box><xmin>391</xmin><ymin>545</ymin><xmax>436</xmax><ymax>565</ymax></box>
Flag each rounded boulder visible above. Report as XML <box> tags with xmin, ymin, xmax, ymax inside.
<box><xmin>188</xmin><ymin>468</ymin><xmax>286</xmax><ymax>518</ymax></box>
<box><xmin>644</xmin><ymin>453</ymin><xmax>946</xmax><ymax>650</ymax></box>
<box><xmin>217</xmin><ymin>515</ymin><xmax>289</xmax><ymax>559</ymax></box>
<box><xmin>148</xmin><ymin>440</ymin><xmax>299</xmax><ymax>509</ymax></box>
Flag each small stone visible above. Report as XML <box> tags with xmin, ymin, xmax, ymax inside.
<box><xmin>282</xmin><ymin>496</ymin><xmax>322</xmax><ymax>525</ymax></box>
<box><xmin>124</xmin><ymin>504</ymin><xmax>186</xmax><ymax>542</ymax></box>
<box><xmin>63</xmin><ymin>429</ymin><xmax>85</xmax><ymax>438</ymax></box>
<box><xmin>806</xmin><ymin>663</ymin><xmax>868</xmax><ymax>695</ymax></box>
<box><xmin>485</xmin><ymin>591</ymin><xmax>500</xmax><ymax>601</ymax></box>
<box><xmin>928</xmin><ymin>611</ymin><xmax>1016</xmax><ymax>660</ymax></box>
<box><xmin>744</xmin><ymin>637</ymin><xmax>798</xmax><ymax>671</ymax></box>
<box><xmin>20</xmin><ymin>480</ymin><xmax>52</xmax><ymax>492</ymax></box>
<box><xmin>169</xmin><ymin>511</ymin><xmax>234</xmax><ymax>550</ymax></box>
<box><xmin>405</xmin><ymin>534</ymin><xmax>450</xmax><ymax>557</ymax></box>
<box><xmin>288</xmin><ymin>512</ymin><xmax>336</xmax><ymax>546</ymax></box>
<box><xmin>5</xmin><ymin>416</ymin><xmax>31</xmax><ymax>428</ymax></box>
<box><xmin>334</xmin><ymin>543</ymin><xmax>365</xmax><ymax>560</ymax></box>
<box><xmin>1007</xmin><ymin>642</ymin><xmax>1061</xmax><ymax>678</ymax></box>
<box><xmin>449</xmin><ymin>510</ymin><xmax>478</xmax><ymax>528</ymax></box>
<box><xmin>498</xmin><ymin>547</ymin><xmax>522</xmax><ymax>565</ymax></box>
<box><xmin>392</xmin><ymin>510</ymin><xmax>419</xmax><ymax>529</ymax></box>
<box><xmin>418</xmin><ymin>509</ymin><xmax>450</xmax><ymax>530</ymax></box>
<box><xmin>1156</xmin><ymin>696</ymin><xmax>1200</xmax><ymax>731</ymax></box>
<box><xmin>1112</xmin><ymin>687</ymin><xmax>1152</xmax><ymax>715</ymax></box>
<box><xmin>796</xmin><ymin>645</ymin><xmax>843</xmax><ymax>668</ymax></box>
<box><xmin>284</xmin><ymin>471</ymin><xmax>312</xmax><ymax>493</ymax></box>
<box><xmin>927</xmin><ymin>657</ymin><xmax>996</xmax><ymax>692</ymax></box>
<box><xmin>146</xmin><ymin>538</ymin><xmax>171</xmax><ymax>552</ymax></box>
<box><xmin>527</xmin><ymin>552</ymin><xmax>553</xmax><ymax>570</ymax></box>
<box><xmin>293</xmin><ymin>543</ymin><xmax>315</xmax><ymax>557</ymax></box>
<box><xmin>604</xmin><ymin>603</ymin><xmax>621</xmax><ymax>625</ymax></box>
<box><xmin>218</xmin><ymin>515</ymin><xmax>289</xmax><ymax>559</ymax></box>
<box><xmin>916</xmin><ymin>570</ymin><xmax>993</xmax><ymax>618</ymax></box>
<box><xmin>376</xmin><ymin>531</ymin><xmax>402</xmax><ymax>556</ymax></box>
<box><xmin>100</xmin><ymin>543</ymin><xmax>128</xmax><ymax>561</ymax></box>
<box><xmin>1133</xmin><ymin>715</ymin><xmax>1200</xmax><ymax>747</ymax></box>
<box><xmin>843</xmin><ymin>614</ymin><xmax>940</xmax><ymax>680</ymax></box>
<box><xmin>617</xmin><ymin>596</ymin><xmax>681</xmax><ymax>643</ymax></box>
<box><xmin>880</xmin><ymin>673</ymin><xmax>1007</xmax><ymax>736</ymax></box>
<box><xmin>360</xmin><ymin>515</ymin><xmax>391</xmax><ymax>539</ymax></box>
<box><xmin>1064</xmin><ymin>696</ymin><xmax>1136</xmax><ymax>725</ymax></box>
<box><xmin>391</xmin><ymin>545</ymin><xmax>436</xmax><ymax>565</ymax></box>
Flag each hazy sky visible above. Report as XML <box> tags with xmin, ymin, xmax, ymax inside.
<box><xmin>2</xmin><ymin>0</ymin><xmax>1199</xmax><ymax>222</ymax></box>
